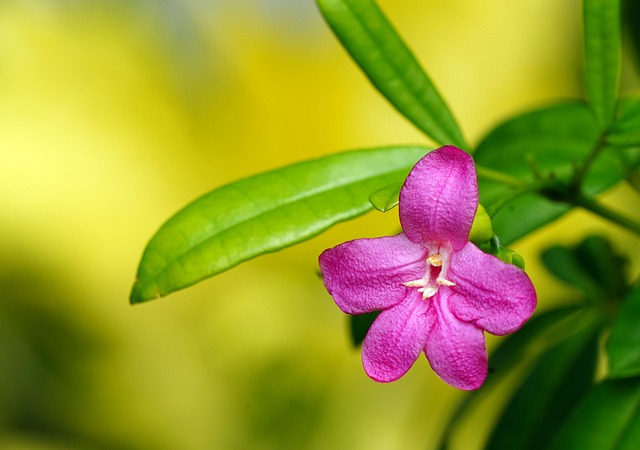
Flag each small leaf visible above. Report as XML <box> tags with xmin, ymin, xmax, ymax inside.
<box><xmin>131</xmin><ymin>146</ymin><xmax>428</xmax><ymax>303</ymax></box>
<box><xmin>316</xmin><ymin>0</ymin><xmax>466</xmax><ymax>148</ymax></box>
<box><xmin>486</xmin><ymin>323</ymin><xmax>600</xmax><ymax>450</ymax></box>
<box><xmin>549</xmin><ymin>376</ymin><xmax>640</xmax><ymax>450</ymax></box>
<box><xmin>607</xmin><ymin>286</ymin><xmax>640</xmax><ymax>378</ymax></box>
<box><xmin>369</xmin><ymin>183</ymin><xmax>401</xmax><ymax>212</ymax></box>
<box><xmin>584</xmin><ymin>0</ymin><xmax>621</xmax><ymax>128</ymax></box>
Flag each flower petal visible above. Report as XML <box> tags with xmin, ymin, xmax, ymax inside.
<box><xmin>448</xmin><ymin>243</ymin><xmax>537</xmax><ymax>335</ymax></box>
<box><xmin>319</xmin><ymin>233</ymin><xmax>426</xmax><ymax>314</ymax></box>
<box><xmin>425</xmin><ymin>291</ymin><xmax>487</xmax><ymax>390</ymax></box>
<box><xmin>362</xmin><ymin>293</ymin><xmax>435</xmax><ymax>382</ymax></box>
<box><xmin>399</xmin><ymin>146</ymin><xmax>478</xmax><ymax>251</ymax></box>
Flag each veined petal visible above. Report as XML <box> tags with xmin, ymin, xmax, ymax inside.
<box><xmin>319</xmin><ymin>233</ymin><xmax>426</xmax><ymax>314</ymax></box>
<box><xmin>399</xmin><ymin>146</ymin><xmax>478</xmax><ymax>251</ymax></box>
<box><xmin>425</xmin><ymin>290</ymin><xmax>487</xmax><ymax>390</ymax></box>
<box><xmin>448</xmin><ymin>243</ymin><xmax>537</xmax><ymax>335</ymax></box>
<box><xmin>362</xmin><ymin>293</ymin><xmax>435</xmax><ymax>382</ymax></box>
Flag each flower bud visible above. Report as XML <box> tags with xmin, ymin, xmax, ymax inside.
<box><xmin>468</xmin><ymin>204</ymin><xmax>493</xmax><ymax>244</ymax></box>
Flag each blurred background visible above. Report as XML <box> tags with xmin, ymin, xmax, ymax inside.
<box><xmin>0</xmin><ymin>0</ymin><xmax>639</xmax><ymax>449</ymax></box>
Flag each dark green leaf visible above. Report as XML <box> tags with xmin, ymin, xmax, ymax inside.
<box><xmin>624</xmin><ymin>0</ymin><xmax>640</xmax><ymax>73</ymax></box>
<box><xmin>542</xmin><ymin>235</ymin><xmax>628</xmax><ymax>303</ymax></box>
<box><xmin>607</xmin><ymin>286</ymin><xmax>640</xmax><ymax>378</ymax></box>
<box><xmin>575</xmin><ymin>235</ymin><xmax>629</xmax><ymax>298</ymax></box>
<box><xmin>486</xmin><ymin>323</ymin><xmax>600</xmax><ymax>450</ymax></box>
<box><xmin>584</xmin><ymin>0</ymin><xmax>621</xmax><ymax>128</ymax></box>
<box><xmin>475</xmin><ymin>101</ymin><xmax>633</xmax><ymax>245</ymax></box>
<box><xmin>437</xmin><ymin>305</ymin><xmax>585</xmax><ymax>450</ymax></box>
<box><xmin>541</xmin><ymin>245</ymin><xmax>603</xmax><ymax>300</ymax></box>
<box><xmin>316</xmin><ymin>0</ymin><xmax>466</xmax><ymax>148</ymax></box>
<box><xmin>130</xmin><ymin>146</ymin><xmax>428</xmax><ymax>303</ymax></box>
<box><xmin>349</xmin><ymin>311</ymin><xmax>380</xmax><ymax>347</ymax></box>
<box><xmin>549</xmin><ymin>376</ymin><xmax>640</xmax><ymax>450</ymax></box>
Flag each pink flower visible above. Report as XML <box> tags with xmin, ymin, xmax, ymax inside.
<box><xmin>319</xmin><ymin>146</ymin><xmax>536</xmax><ymax>390</ymax></box>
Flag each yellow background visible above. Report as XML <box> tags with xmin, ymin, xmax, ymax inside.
<box><xmin>1</xmin><ymin>1</ymin><xmax>639</xmax><ymax>449</ymax></box>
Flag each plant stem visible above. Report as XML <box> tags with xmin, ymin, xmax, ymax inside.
<box><xmin>575</xmin><ymin>194</ymin><xmax>640</xmax><ymax>235</ymax></box>
<box><xmin>572</xmin><ymin>132</ymin><xmax>608</xmax><ymax>188</ymax></box>
<box><xmin>476</xmin><ymin>165</ymin><xmax>525</xmax><ymax>187</ymax></box>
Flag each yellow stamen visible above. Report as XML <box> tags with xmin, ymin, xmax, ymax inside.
<box><xmin>426</xmin><ymin>253</ymin><xmax>443</xmax><ymax>267</ymax></box>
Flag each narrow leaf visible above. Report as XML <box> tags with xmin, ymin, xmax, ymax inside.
<box><xmin>486</xmin><ymin>324</ymin><xmax>600</xmax><ymax>450</ymax></box>
<box><xmin>607</xmin><ymin>286</ymin><xmax>640</xmax><ymax>378</ymax></box>
<box><xmin>131</xmin><ymin>146</ymin><xmax>428</xmax><ymax>303</ymax></box>
<box><xmin>316</xmin><ymin>0</ymin><xmax>466</xmax><ymax>148</ymax></box>
<box><xmin>549</xmin><ymin>376</ymin><xmax>640</xmax><ymax>450</ymax></box>
<box><xmin>437</xmin><ymin>305</ymin><xmax>585</xmax><ymax>450</ymax></box>
<box><xmin>584</xmin><ymin>0</ymin><xmax>621</xmax><ymax>127</ymax></box>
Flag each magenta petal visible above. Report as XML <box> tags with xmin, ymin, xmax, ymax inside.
<box><xmin>425</xmin><ymin>291</ymin><xmax>487</xmax><ymax>390</ymax></box>
<box><xmin>399</xmin><ymin>146</ymin><xmax>478</xmax><ymax>251</ymax></box>
<box><xmin>448</xmin><ymin>243</ymin><xmax>537</xmax><ymax>335</ymax></box>
<box><xmin>362</xmin><ymin>293</ymin><xmax>435</xmax><ymax>382</ymax></box>
<box><xmin>319</xmin><ymin>234</ymin><xmax>426</xmax><ymax>315</ymax></box>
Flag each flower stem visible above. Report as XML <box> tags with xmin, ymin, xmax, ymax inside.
<box><xmin>575</xmin><ymin>194</ymin><xmax>640</xmax><ymax>235</ymax></box>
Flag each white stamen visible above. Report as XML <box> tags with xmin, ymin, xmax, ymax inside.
<box><xmin>402</xmin><ymin>241</ymin><xmax>454</xmax><ymax>300</ymax></box>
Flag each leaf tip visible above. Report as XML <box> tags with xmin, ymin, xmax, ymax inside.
<box><xmin>129</xmin><ymin>279</ymin><xmax>162</xmax><ymax>305</ymax></box>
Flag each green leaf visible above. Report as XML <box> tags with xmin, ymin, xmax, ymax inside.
<box><xmin>584</xmin><ymin>0</ymin><xmax>621</xmax><ymax>128</ymax></box>
<box><xmin>574</xmin><ymin>235</ymin><xmax>628</xmax><ymax>298</ymax></box>
<box><xmin>607</xmin><ymin>286</ymin><xmax>640</xmax><ymax>378</ymax></box>
<box><xmin>624</xmin><ymin>0</ymin><xmax>640</xmax><ymax>72</ymax></box>
<box><xmin>437</xmin><ymin>305</ymin><xmax>585</xmax><ymax>450</ymax></box>
<box><xmin>543</xmin><ymin>236</ymin><xmax>628</xmax><ymax>305</ymax></box>
<box><xmin>541</xmin><ymin>245</ymin><xmax>597</xmax><ymax>295</ymax></box>
<box><xmin>549</xmin><ymin>376</ymin><xmax>640</xmax><ymax>450</ymax></box>
<box><xmin>369</xmin><ymin>183</ymin><xmax>401</xmax><ymax>212</ymax></box>
<box><xmin>608</xmin><ymin>97</ymin><xmax>640</xmax><ymax>156</ymax></box>
<box><xmin>130</xmin><ymin>146</ymin><xmax>428</xmax><ymax>303</ymax></box>
<box><xmin>349</xmin><ymin>311</ymin><xmax>380</xmax><ymax>347</ymax></box>
<box><xmin>475</xmin><ymin>101</ymin><xmax>632</xmax><ymax>245</ymax></box>
<box><xmin>316</xmin><ymin>0</ymin><xmax>466</xmax><ymax>148</ymax></box>
<box><xmin>486</xmin><ymin>323</ymin><xmax>600</xmax><ymax>450</ymax></box>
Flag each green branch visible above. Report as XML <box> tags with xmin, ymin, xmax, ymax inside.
<box><xmin>575</xmin><ymin>194</ymin><xmax>640</xmax><ymax>235</ymax></box>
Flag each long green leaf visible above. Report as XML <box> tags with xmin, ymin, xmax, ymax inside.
<box><xmin>486</xmin><ymin>324</ymin><xmax>600</xmax><ymax>450</ymax></box>
<box><xmin>549</xmin><ymin>376</ymin><xmax>640</xmax><ymax>450</ymax></box>
<box><xmin>607</xmin><ymin>286</ymin><xmax>640</xmax><ymax>378</ymax></box>
<box><xmin>316</xmin><ymin>0</ymin><xmax>466</xmax><ymax>148</ymax></box>
<box><xmin>130</xmin><ymin>146</ymin><xmax>428</xmax><ymax>303</ymax></box>
<box><xmin>584</xmin><ymin>0</ymin><xmax>621</xmax><ymax>128</ymax></box>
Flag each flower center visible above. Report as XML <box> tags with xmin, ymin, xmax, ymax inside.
<box><xmin>403</xmin><ymin>242</ymin><xmax>455</xmax><ymax>299</ymax></box>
